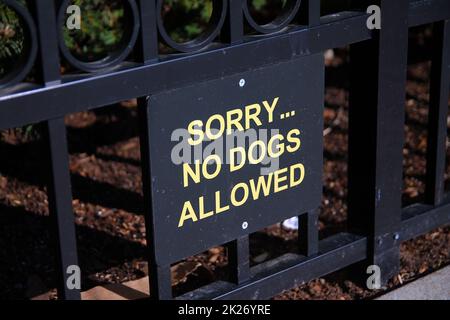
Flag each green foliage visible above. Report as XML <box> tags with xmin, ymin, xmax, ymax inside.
<box><xmin>252</xmin><ymin>0</ymin><xmax>268</xmax><ymax>11</ymax></box>
<box><xmin>247</xmin><ymin>0</ymin><xmax>287</xmax><ymax>25</ymax></box>
<box><xmin>63</xmin><ymin>0</ymin><xmax>125</xmax><ymax>62</ymax></box>
<box><xmin>0</xmin><ymin>2</ymin><xmax>24</xmax><ymax>76</ymax></box>
<box><xmin>161</xmin><ymin>0</ymin><xmax>213</xmax><ymax>43</ymax></box>
<box><xmin>0</xmin><ymin>0</ymin><xmax>335</xmax><ymax>75</ymax></box>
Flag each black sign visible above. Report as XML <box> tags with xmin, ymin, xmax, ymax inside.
<box><xmin>148</xmin><ymin>55</ymin><xmax>324</xmax><ymax>265</ymax></box>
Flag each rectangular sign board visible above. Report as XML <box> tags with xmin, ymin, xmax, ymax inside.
<box><xmin>148</xmin><ymin>55</ymin><xmax>324</xmax><ymax>265</ymax></box>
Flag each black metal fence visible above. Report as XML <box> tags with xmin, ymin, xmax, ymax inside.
<box><xmin>0</xmin><ymin>0</ymin><xmax>449</xmax><ymax>300</ymax></box>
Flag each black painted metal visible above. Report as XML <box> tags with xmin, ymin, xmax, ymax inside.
<box><xmin>0</xmin><ymin>0</ymin><xmax>38</xmax><ymax>89</ymax></box>
<box><xmin>146</xmin><ymin>56</ymin><xmax>324</xmax><ymax>266</ymax></box>
<box><xmin>227</xmin><ymin>236</ymin><xmax>251</xmax><ymax>285</ymax></box>
<box><xmin>32</xmin><ymin>0</ymin><xmax>81</xmax><ymax>300</ymax></box>
<box><xmin>179</xmin><ymin>233</ymin><xmax>368</xmax><ymax>300</ymax></box>
<box><xmin>401</xmin><ymin>202</ymin><xmax>450</xmax><ymax>242</ymax></box>
<box><xmin>57</xmin><ymin>0</ymin><xmax>141</xmax><ymax>72</ymax></box>
<box><xmin>0</xmin><ymin>11</ymin><xmax>372</xmax><ymax>129</ymax></box>
<box><xmin>0</xmin><ymin>0</ymin><xmax>449</xmax><ymax>300</ymax></box>
<box><xmin>243</xmin><ymin>0</ymin><xmax>302</xmax><ymax>33</ymax></box>
<box><xmin>426</xmin><ymin>20</ymin><xmax>450</xmax><ymax>206</ymax></box>
<box><xmin>348</xmin><ymin>0</ymin><xmax>409</xmax><ymax>285</ymax></box>
<box><xmin>138</xmin><ymin>99</ymin><xmax>173</xmax><ymax>300</ymax></box>
<box><xmin>44</xmin><ymin>118</ymin><xmax>81</xmax><ymax>300</ymax></box>
<box><xmin>156</xmin><ymin>0</ymin><xmax>228</xmax><ymax>52</ymax></box>
<box><xmin>299</xmin><ymin>210</ymin><xmax>319</xmax><ymax>257</ymax></box>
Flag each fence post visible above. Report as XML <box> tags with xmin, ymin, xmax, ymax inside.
<box><xmin>43</xmin><ymin>118</ymin><xmax>81</xmax><ymax>300</ymax></box>
<box><xmin>425</xmin><ymin>20</ymin><xmax>450</xmax><ymax>206</ymax></box>
<box><xmin>299</xmin><ymin>210</ymin><xmax>319</xmax><ymax>257</ymax></box>
<box><xmin>30</xmin><ymin>0</ymin><xmax>81</xmax><ymax>300</ymax></box>
<box><xmin>227</xmin><ymin>236</ymin><xmax>250</xmax><ymax>285</ymax></box>
<box><xmin>137</xmin><ymin>0</ymin><xmax>159</xmax><ymax>63</ymax></box>
<box><xmin>298</xmin><ymin>0</ymin><xmax>321</xmax><ymax>27</ymax></box>
<box><xmin>138</xmin><ymin>100</ymin><xmax>173</xmax><ymax>300</ymax></box>
<box><xmin>135</xmin><ymin>1</ymin><xmax>175</xmax><ymax>300</ymax></box>
<box><xmin>348</xmin><ymin>0</ymin><xmax>409</xmax><ymax>285</ymax></box>
<box><xmin>222</xmin><ymin>0</ymin><xmax>244</xmax><ymax>44</ymax></box>
<box><xmin>296</xmin><ymin>1</ymin><xmax>321</xmax><ymax>260</ymax></box>
<box><xmin>222</xmin><ymin>0</ymin><xmax>251</xmax><ymax>286</ymax></box>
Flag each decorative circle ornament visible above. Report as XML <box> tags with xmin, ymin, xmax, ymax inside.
<box><xmin>0</xmin><ymin>0</ymin><xmax>38</xmax><ymax>89</ymax></box>
<box><xmin>156</xmin><ymin>0</ymin><xmax>227</xmax><ymax>53</ymax></box>
<box><xmin>243</xmin><ymin>0</ymin><xmax>302</xmax><ymax>34</ymax></box>
<box><xmin>57</xmin><ymin>0</ymin><xmax>140</xmax><ymax>73</ymax></box>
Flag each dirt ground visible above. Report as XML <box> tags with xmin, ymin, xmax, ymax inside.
<box><xmin>0</xmin><ymin>28</ymin><xmax>449</xmax><ymax>300</ymax></box>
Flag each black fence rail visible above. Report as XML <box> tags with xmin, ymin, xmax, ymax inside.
<box><xmin>0</xmin><ymin>0</ymin><xmax>449</xmax><ymax>300</ymax></box>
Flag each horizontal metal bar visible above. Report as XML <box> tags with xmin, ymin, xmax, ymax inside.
<box><xmin>401</xmin><ymin>202</ymin><xmax>450</xmax><ymax>241</ymax></box>
<box><xmin>177</xmin><ymin>233</ymin><xmax>367</xmax><ymax>300</ymax></box>
<box><xmin>0</xmin><ymin>12</ymin><xmax>371</xmax><ymax>130</ymax></box>
<box><xmin>409</xmin><ymin>0</ymin><xmax>450</xmax><ymax>27</ymax></box>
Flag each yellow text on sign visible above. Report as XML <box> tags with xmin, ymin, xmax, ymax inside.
<box><xmin>187</xmin><ymin>97</ymin><xmax>280</xmax><ymax>146</ymax></box>
<box><xmin>178</xmin><ymin>163</ymin><xmax>305</xmax><ymax>227</ymax></box>
<box><xmin>182</xmin><ymin>128</ymin><xmax>301</xmax><ymax>188</ymax></box>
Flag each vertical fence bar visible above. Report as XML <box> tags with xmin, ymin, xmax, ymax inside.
<box><xmin>425</xmin><ymin>20</ymin><xmax>450</xmax><ymax>206</ymax></box>
<box><xmin>31</xmin><ymin>0</ymin><xmax>60</xmax><ymax>85</ymax></box>
<box><xmin>296</xmin><ymin>0</ymin><xmax>321</xmax><ymax>260</ymax></box>
<box><xmin>44</xmin><ymin>118</ymin><xmax>81</xmax><ymax>300</ymax></box>
<box><xmin>138</xmin><ymin>100</ymin><xmax>173</xmax><ymax>300</ymax></box>
<box><xmin>298</xmin><ymin>0</ymin><xmax>321</xmax><ymax>27</ymax></box>
<box><xmin>348</xmin><ymin>0</ymin><xmax>409</xmax><ymax>284</ymax></box>
<box><xmin>137</xmin><ymin>0</ymin><xmax>159</xmax><ymax>63</ymax></box>
<box><xmin>135</xmin><ymin>1</ymin><xmax>174</xmax><ymax>299</ymax></box>
<box><xmin>227</xmin><ymin>236</ymin><xmax>250</xmax><ymax>285</ymax></box>
<box><xmin>227</xmin><ymin>235</ymin><xmax>251</xmax><ymax>285</ymax></box>
<box><xmin>298</xmin><ymin>210</ymin><xmax>319</xmax><ymax>257</ymax></box>
<box><xmin>31</xmin><ymin>0</ymin><xmax>81</xmax><ymax>300</ymax></box>
<box><xmin>222</xmin><ymin>0</ymin><xmax>244</xmax><ymax>44</ymax></box>
<box><xmin>220</xmin><ymin>0</ymin><xmax>251</xmax><ymax>286</ymax></box>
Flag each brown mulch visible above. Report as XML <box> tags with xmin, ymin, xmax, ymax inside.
<box><xmin>0</xmin><ymin>41</ymin><xmax>449</xmax><ymax>300</ymax></box>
